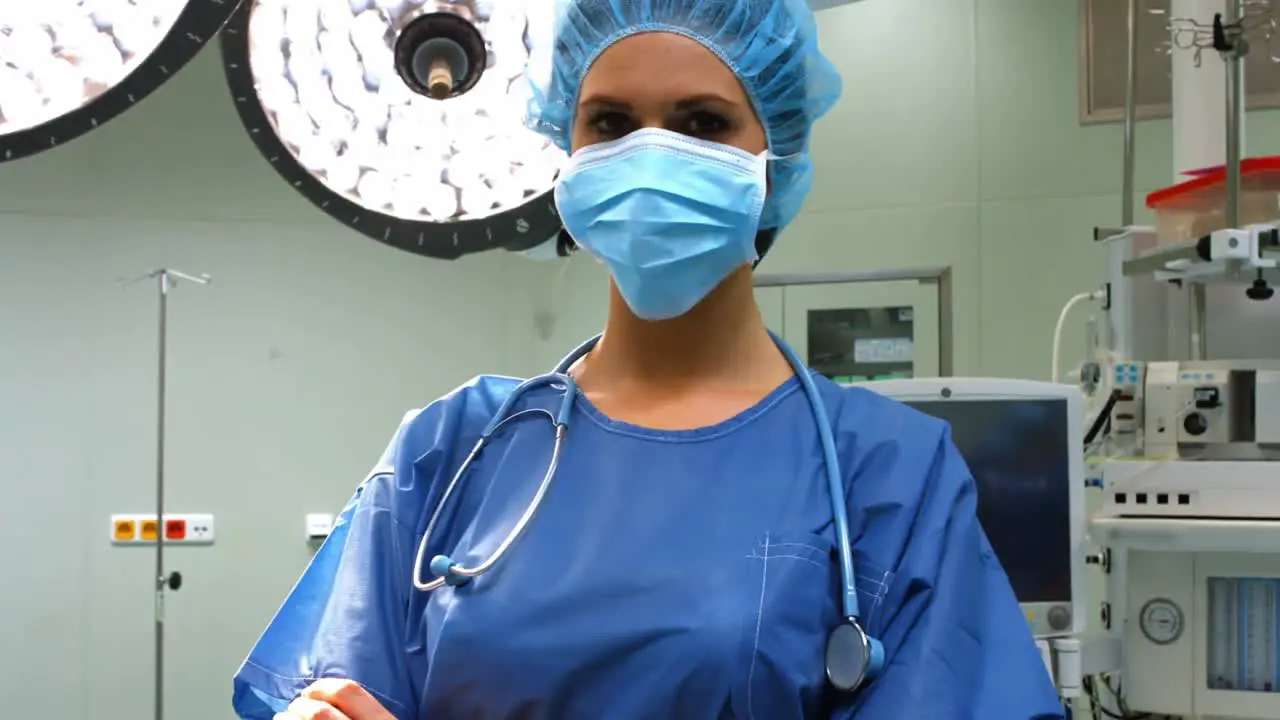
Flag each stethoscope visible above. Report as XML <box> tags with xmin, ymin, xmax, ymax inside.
<box><xmin>411</xmin><ymin>332</ymin><xmax>885</xmax><ymax>693</ymax></box>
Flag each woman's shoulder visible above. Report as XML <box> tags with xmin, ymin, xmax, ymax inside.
<box><xmin>817</xmin><ymin>378</ymin><xmax>980</xmax><ymax>588</ymax></box>
<box><xmin>354</xmin><ymin>375</ymin><xmax>526</xmax><ymax>514</ymax></box>
<box><xmin>813</xmin><ymin>375</ymin><xmax>968</xmax><ymax>513</ymax></box>
<box><xmin>813</xmin><ymin>374</ymin><xmax>952</xmax><ymax>452</ymax></box>
<box><xmin>388</xmin><ymin>374</ymin><xmax>527</xmax><ymax>458</ymax></box>
<box><xmin>358</xmin><ymin>375</ymin><xmax>525</xmax><ymax>486</ymax></box>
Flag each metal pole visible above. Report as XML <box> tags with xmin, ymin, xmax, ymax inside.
<box><xmin>154</xmin><ymin>272</ymin><xmax>168</xmax><ymax>720</ymax></box>
<box><xmin>1223</xmin><ymin>0</ymin><xmax>1245</xmax><ymax>230</ymax></box>
<box><xmin>1122</xmin><ymin>0</ymin><xmax>1139</xmax><ymax>228</ymax></box>
<box><xmin>1189</xmin><ymin>0</ymin><xmax>1246</xmax><ymax>361</ymax></box>
<box><xmin>122</xmin><ymin>268</ymin><xmax>209</xmax><ymax>720</ymax></box>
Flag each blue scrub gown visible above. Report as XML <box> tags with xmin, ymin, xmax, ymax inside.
<box><xmin>232</xmin><ymin>373</ymin><xmax>1065</xmax><ymax>720</ymax></box>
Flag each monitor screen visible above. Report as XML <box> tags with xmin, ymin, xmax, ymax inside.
<box><xmin>906</xmin><ymin>399</ymin><xmax>1073</xmax><ymax>604</ymax></box>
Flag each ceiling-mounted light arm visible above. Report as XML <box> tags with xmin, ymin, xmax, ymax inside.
<box><xmin>0</xmin><ymin>0</ymin><xmax>246</xmax><ymax>164</ymax></box>
<box><xmin>219</xmin><ymin>0</ymin><xmax>566</xmax><ymax>261</ymax></box>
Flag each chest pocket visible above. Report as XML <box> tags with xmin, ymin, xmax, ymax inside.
<box><xmin>731</xmin><ymin>531</ymin><xmax>897</xmax><ymax>720</ymax></box>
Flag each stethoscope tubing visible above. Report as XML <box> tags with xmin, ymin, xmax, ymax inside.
<box><xmin>412</xmin><ymin>332</ymin><xmax>863</xmax><ymax>622</ymax></box>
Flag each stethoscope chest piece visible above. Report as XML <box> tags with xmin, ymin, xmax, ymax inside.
<box><xmin>825</xmin><ymin>620</ymin><xmax>883</xmax><ymax>693</ymax></box>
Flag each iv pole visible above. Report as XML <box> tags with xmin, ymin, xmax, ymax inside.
<box><xmin>1139</xmin><ymin>0</ymin><xmax>1250</xmax><ymax>359</ymax></box>
<box><xmin>1216</xmin><ymin>0</ymin><xmax>1247</xmax><ymax>283</ymax></box>
<box><xmin>121</xmin><ymin>268</ymin><xmax>210</xmax><ymax>720</ymax></box>
<box><xmin>1180</xmin><ymin>0</ymin><xmax>1249</xmax><ymax>360</ymax></box>
<box><xmin>1121</xmin><ymin>0</ymin><xmax>1138</xmax><ymax>232</ymax></box>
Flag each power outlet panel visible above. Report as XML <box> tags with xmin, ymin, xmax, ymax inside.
<box><xmin>305</xmin><ymin>513</ymin><xmax>335</xmax><ymax>541</ymax></box>
<box><xmin>111</xmin><ymin>513</ymin><xmax>215</xmax><ymax>546</ymax></box>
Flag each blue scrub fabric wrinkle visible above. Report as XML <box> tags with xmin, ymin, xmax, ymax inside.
<box><xmin>231</xmin><ymin>373</ymin><xmax>1064</xmax><ymax>720</ymax></box>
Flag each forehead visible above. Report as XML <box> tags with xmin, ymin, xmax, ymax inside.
<box><xmin>578</xmin><ymin>32</ymin><xmax>748</xmax><ymax>105</ymax></box>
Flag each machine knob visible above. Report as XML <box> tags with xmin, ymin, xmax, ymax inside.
<box><xmin>1246</xmin><ymin>276</ymin><xmax>1274</xmax><ymax>301</ymax></box>
<box><xmin>1047</xmin><ymin>606</ymin><xmax>1072</xmax><ymax>632</ymax></box>
<box><xmin>166</xmin><ymin>571</ymin><xmax>182</xmax><ymax>591</ymax></box>
<box><xmin>1183</xmin><ymin>412</ymin><xmax>1209</xmax><ymax>436</ymax></box>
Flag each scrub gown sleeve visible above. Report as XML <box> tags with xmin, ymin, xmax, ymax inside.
<box><xmin>842</xmin><ymin>428</ymin><xmax>1066</xmax><ymax>720</ymax></box>
<box><xmin>231</xmin><ymin>409</ymin><xmax>425</xmax><ymax>720</ymax></box>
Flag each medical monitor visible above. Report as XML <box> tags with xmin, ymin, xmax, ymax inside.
<box><xmin>854</xmin><ymin>378</ymin><xmax>1087</xmax><ymax>638</ymax></box>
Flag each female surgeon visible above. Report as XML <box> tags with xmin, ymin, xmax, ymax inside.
<box><xmin>233</xmin><ymin>1</ymin><xmax>1066</xmax><ymax>718</ymax></box>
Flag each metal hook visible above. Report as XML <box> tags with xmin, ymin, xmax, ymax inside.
<box><xmin>119</xmin><ymin>268</ymin><xmax>213</xmax><ymax>289</ymax></box>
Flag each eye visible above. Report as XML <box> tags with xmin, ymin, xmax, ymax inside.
<box><xmin>681</xmin><ymin>110</ymin><xmax>731</xmax><ymax>139</ymax></box>
<box><xmin>586</xmin><ymin>110</ymin><xmax>634</xmax><ymax>139</ymax></box>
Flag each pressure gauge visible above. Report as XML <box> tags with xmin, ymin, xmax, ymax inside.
<box><xmin>1139</xmin><ymin>598</ymin><xmax>1185</xmax><ymax>645</ymax></box>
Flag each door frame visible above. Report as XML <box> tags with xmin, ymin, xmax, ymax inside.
<box><xmin>754</xmin><ymin>267</ymin><xmax>955</xmax><ymax>377</ymax></box>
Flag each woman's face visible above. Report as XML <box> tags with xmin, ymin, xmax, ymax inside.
<box><xmin>570</xmin><ymin>32</ymin><xmax>768</xmax><ymax>156</ymax></box>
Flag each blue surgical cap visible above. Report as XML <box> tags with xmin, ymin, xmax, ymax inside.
<box><xmin>525</xmin><ymin>0</ymin><xmax>843</xmax><ymax>232</ymax></box>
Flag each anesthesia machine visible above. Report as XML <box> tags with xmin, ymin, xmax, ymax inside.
<box><xmin>862</xmin><ymin>3</ymin><xmax>1280</xmax><ymax>717</ymax></box>
<box><xmin>1054</xmin><ymin>2</ymin><xmax>1280</xmax><ymax>718</ymax></box>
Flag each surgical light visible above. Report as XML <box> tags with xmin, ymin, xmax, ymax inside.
<box><xmin>219</xmin><ymin>0</ymin><xmax>569</xmax><ymax>261</ymax></box>
<box><xmin>0</xmin><ymin>2</ymin><xmax>245</xmax><ymax>164</ymax></box>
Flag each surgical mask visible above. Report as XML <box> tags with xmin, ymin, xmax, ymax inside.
<box><xmin>554</xmin><ymin>128</ymin><xmax>768</xmax><ymax>321</ymax></box>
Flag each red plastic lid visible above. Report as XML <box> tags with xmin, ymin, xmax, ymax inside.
<box><xmin>1181</xmin><ymin>166</ymin><xmax>1220</xmax><ymax>177</ymax></box>
<box><xmin>1146</xmin><ymin>155</ymin><xmax>1280</xmax><ymax>210</ymax></box>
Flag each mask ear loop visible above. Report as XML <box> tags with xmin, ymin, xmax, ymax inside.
<box><xmin>752</xmin><ymin>228</ymin><xmax>779</xmax><ymax>268</ymax></box>
<box><xmin>749</xmin><ymin>148</ymin><xmax>795</xmax><ymax>267</ymax></box>
<box><xmin>750</xmin><ymin>147</ymin><xmax>806</xmax><ymax>267</ymax></box>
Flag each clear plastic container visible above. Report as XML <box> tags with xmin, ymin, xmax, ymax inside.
<box><xmin>1145</xmin><ymin>156</ymin><xmax>1280</xmax><ymax>245</ymax></box>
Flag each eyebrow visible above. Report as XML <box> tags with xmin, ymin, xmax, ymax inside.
<box><xmin>674</xmin><ymin>93</ymin><xmax>739</xmax><ymax>110</ymax></box>
<box><xmin>578</xmin><ymin>92</ymin><xmax>742</xmax><ymax>110</ymax></box>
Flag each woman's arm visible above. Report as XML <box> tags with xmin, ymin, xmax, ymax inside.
<box><xmin>232</xmin><ymin>410</ymin><xmax>427</xmax><ymax>720</ymax></box>
<box><xmin>838</xmin><ymin>430</ymin><xmax>1066</xmax><ymax>720</ymax></box>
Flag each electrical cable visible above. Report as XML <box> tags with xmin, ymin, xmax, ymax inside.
<box><xmin>1097</xmin><ymin>674</ymin><xmax>1149</xmax><ymax>720</ymax></box>
<box><xmin>1083</xmin><ymin>675</ymin><xmax>1115</xmax><ymax>719</ymax></box>
<box><xmin>1052</xmin><ymin>290</ymin><xmax>1104</xmax><ymax>383</ymax></box>
<box><xmin>1084</xmin><ymin>389</ymin><xmax>1121</xmax><ymax>447</ymax></box>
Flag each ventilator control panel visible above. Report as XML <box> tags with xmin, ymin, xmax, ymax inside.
<box><xmin>1110</xmin><ymin>361</ymin><xmax>1145</xmax><ymax>452</ymax></box>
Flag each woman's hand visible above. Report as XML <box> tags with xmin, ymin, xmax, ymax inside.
<box><xmin>273</xmin><ymin>678</ymin><xmax>397</xmax><ymax>720</ymax></box>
